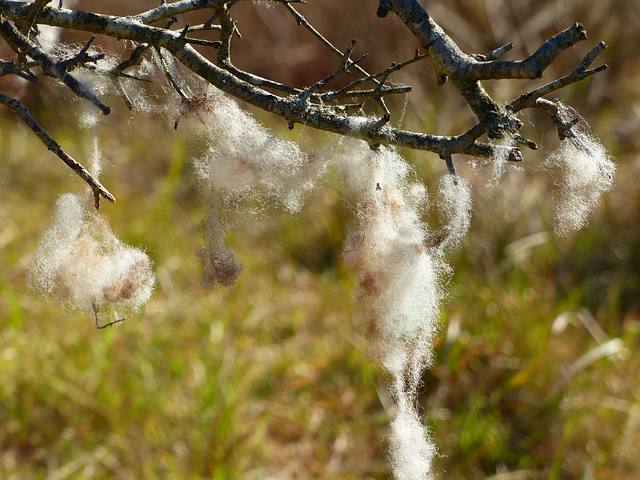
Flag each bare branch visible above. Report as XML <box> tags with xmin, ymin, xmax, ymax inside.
<box><xmin>93</xmin><ymin>304</ymin><xmax>125</xmax><ymax>329</ymax></box>
<box><xmin>318</xmin><ymin>50</ymin><xmax>427</xmax><ymax>102</ymax></box>
<box><xmin>0</xmin><ymin>92</ymin><xmax>115</xmax><ymax>204</ymax></box>
<box><xmin>214</xmin><ymin>3</ymin><xmax>235</xmax><ymax>67</ymax></box>
<box><xmin>155</xmin><ymin>46</ymin><xmax>187</xmax><ymax>100</ymax></box>
<box><xmin>132</xmin><ymin>0</ymin><xmax>226</xmax><ymax>25</ymax></box>
<box><xmin>58</xmin><ymin>35</ymin><xmax>104</xmax><ymax>71</ymax></box>
<box><xmin>440</xmin><ymin>150</ymin><xmax>458</xmax><ymax>182</ymax></box>
<box><xmin>462</xmin><ymin>24</ymin><xmax>587</xmax><ymax>81</ymax></box>
<box><xmin>299</xmin><ymin>40</ymin><xmax>361</xmax><ymax>100</ymax></box>
<box><xmin>455</xmin><ymin>42</ymin><xmax>608</xmax><ymax>146</ymax></box>
<box><xmin>378</xmin><ymin>0</ymin><xmax>599</xmax><ymax>139</ymax></box>
<box><xmin>472</xmin><ymin>42</ymin><xmax>513</xmax><ymax>62</ymax></box>
<box><xmin>508</xmin><ymin>42</ymin><xmax>608</xmax><ymax>113</ymax></box>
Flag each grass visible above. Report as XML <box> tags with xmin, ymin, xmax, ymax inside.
<box><xmin>2</xmin><ymin>0</ymin><xmax>640</xmax><ymax>478</ymax></box>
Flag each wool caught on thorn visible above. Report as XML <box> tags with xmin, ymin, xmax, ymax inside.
<box><xmin>544</xmin><ymin>125</ymin><xmax>616</xmax><ymax>236</ymax></box>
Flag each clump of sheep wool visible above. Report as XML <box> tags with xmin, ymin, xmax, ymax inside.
<box><xmin>337</xmin><ymin>142</ymin><xmax>449</xmax><ymax>480</ymax></box>
<box><xmin>187</xmin><ymin>88</ymin><xmax>326</xmax><ymax>287</ymax></box>
<box><xmin>28</xmin><ymin>193</ymin><xmax>156</xmax><ymax>323</ymax></box>
<box><xmin>544</xmin><ymin>127</ymin><xmax>616</xmax><ymax>236</ymax></box>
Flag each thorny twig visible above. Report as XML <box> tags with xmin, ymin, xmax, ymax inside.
<box><xmin>298</xmin><ymin>40</ymin><xmax>364</xmax><ymax>101</ymax></box>
<box><xmin>0</xmin><ymin>58</ymin><xmax>37</xmax><ymax>81</ymax></box>
<box><xmin>319</xmin><ymin>50</ymin><xmax>427</xmax><ymax>102</ymax></box>
<box><xmin>108</xmin><ymin>43</ymin><xmax>152</xmax><ymax>110</ymax></box>
<box><xmin>0</xmin><ymin>93</ymin><xmax>115</xmax><ymax>204</ymax></box>
<box><xmin>154</xmin><ymin>45</ymin><xmax>187</xmax><ymax>100</ymax></box>
<box><xmin>285</xmin><ymin>2</ymin><xmax>383</xmax><ymax>88</ymax></box>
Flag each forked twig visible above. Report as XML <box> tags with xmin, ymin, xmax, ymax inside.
<box><xmin>92</xmin><ymin>304</ymin><xmax>126</xmax><ymax>329</ymax></box>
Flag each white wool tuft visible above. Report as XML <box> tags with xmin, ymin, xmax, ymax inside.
<box><xmin>545</xmin><ymin>131</ymin><xmax>616</xmax><ymax>236</ymax></box>
<box><xmin>481</xmin><ymin>135</ymin><xmax>524</xmax><ymax>187</ymax></box>
<box><xmin>387</xmin><ymin>398</ymin><xmax>437</xmax><ymax>480</ymax></box>
<box><xmin>29</xmin><ymin>194</ymin><xmax>156</xmax><ymax>323</ymax></box>
<box><xmin>184</xmin><ymin>88</ymin><xmax>327</xmax><ymax>287</ymax></box>
<box><xmin>336</xmin><ymin>142</ymin><xmax>446</xmax><ymax>479</ymax></box>
<box><xmin>339</xmin><ymin>143</ymin><xmax>442</xmax><ymax>346</ymax></box>
<box><xmin>437</xmin><ymin>174</ymin><xmax>473</xmax><ymax>252</ymax></box>
<box><xmin>189</xmin><ymin>90</ymin><xmax>322</xmax><ymax>213</ymax></box>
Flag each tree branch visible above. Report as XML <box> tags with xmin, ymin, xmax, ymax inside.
<box><xmin>458</xmin><ymin>42</ymin><xmax>609</xmax><ymax>145</ymax></box>
<box><xmin>0</xmin><ymin>0</ymin><xmax>606</xmax><ymax>167</ymax></box>
<box><xmin>0</xmin><ymin>15</ymin><xmax>110</xmax><ymax>114</ymax></box>
<box><xmin>0</xmin><ymin>92</ymin><xmax>115</xmax><ymax>204</ymax></box>
<box><xmin>377</xmin><ymin>0</ymin><xmax>597</xmax><ymax>140</ymax></box>
<box><xmin>18</xmin><ymin>0</ymin><xmax>47</xmax><ymax>35</ymax></box>
<box><xmin>0</xmin><ymin>0</ymin><xmax>513</xmax><ymax>160</ymax></box>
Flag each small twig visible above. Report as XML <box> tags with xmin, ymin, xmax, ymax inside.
<box><xmin>285</xmin><ymin>3</ymin><xmax>381</xmax><ymax>86</ymax></box>
<box><xmin>0</xmin><ymin>59</ymin><xmax>38</xmax><ymax>81</ymax></box>
<box><xmin>133</xmin><ymin>0</ymin><xmax>217</xmax><ymax>25</ymax></box>
<box><xmin>508</xmin><ymin>43</ymin><xmax>608</xmax><ymax>114</ymax></box>
<box><xmin>513</xmin><ymin>133</ymin><xmax>537</xmax><ymax>150</ymax></box>
<box><xmin>93</xmin><ymin>304</ymin><xmax>126</xmax><ymax>329</ymax></box>
<box><xmin>178</xmin><ymin>22</ymin><xmax>189</xmax><ymax>40</ymax></box>
<box><xmin>185</xmin><ymin>23</ymin><xmax>222</xmax><ymax>32</ymax></box>
<box><xmin>299</xmin><ymin>40</ymin><xmax>361</xmax><ymax>100</ymax></box>
<box><xmin>576</xmin><ymin>41</ymin><xmax>608</xmax><ymax>72</ymax></box>
<box><xmin>114</xmin><ymin>43</ymin><xmax>150</xmax><ymax>74</ymax></box>
<box><xmin>218</xmin><ymin>63</ymin><xmax>302</xmax><ymax>94</ymax></box>
<box><xmin>440</xmin><ymin>151</ymin><xmax>458</xmax><ymax>185</ymax></box>
<box><xmin>372</xmin><ymin>68</ymin><xmax>395</xmax><ymax>122</ymax></box>
<box><xmin>534</xmin><ymin>98</ymin><xmax>577</xmax><ymax>140</ymax></box>
<box><xmin>0</xmin><ymin>93</ymin><xmax>115</xmax><ymax>204</ymax></box>
<box><xmin>535</xmin><ymin>98</ymin><xmax>592</xmax><ymax>153</ymax></box>
<box><xmin>472</xmin><ymin>42</ymin><xmax>513</xmax><ymax>62</ymax></box>
<box><xmin>325</xmin><ymin>103</ymin><xmax>364</xmax><ymax>112</ymax></box>
<box><xmin>458</xmin><ymin>42</ymin><xmax>608</xmax><ymax>145</ymax></box>
<box><xmin>19</xmin><ymin>0</ymin><xmax>48</xmax><ymax>36</ymax></box>
<box><xmin>318</xmin><ymin>51</ymin><xmax>426</xmax><ymax>101</ymax></box>
<box><xmin>106</xmin><ymin>43</ymin><xmax>152</xmax><ymax>110</ymax></box>
<box><xmin>184</xmin><ymin>37</ymin><xmax>221</xmax><ymax>48</ymax></box>
<box><xmin>59</xmin><ymin>36</ymin><xmax>105</xmax><ymax>72</ymax></box>
<box><xmin>154</xmin><ymin>46</ymin><xmax>187</xmax><ymax>100</ymax></box>
<box><xmin>320</xmin><ymin>85</ymin><xmax>412</xmax><ymax>102</ymax></box>
<box><xmin>215</xmin><ymin>4</ymin><xmax>235</xmax><ymax>66</ymax></box>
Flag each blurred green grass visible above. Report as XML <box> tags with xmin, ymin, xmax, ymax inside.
<box><xmin>2</xmin><ymin>0</ymin><xmax>640</xmax><ymax>479</ymax></box>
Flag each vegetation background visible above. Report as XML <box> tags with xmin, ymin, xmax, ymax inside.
<box><xmin>1</xmin><ymin>0</ymin><xmax>639</xmax><ymax>478</ymax></box>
